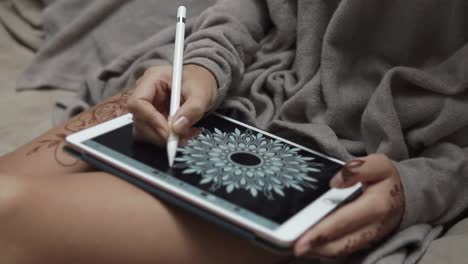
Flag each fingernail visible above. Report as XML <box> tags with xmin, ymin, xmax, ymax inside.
<box><xmin>173</xmin><ymin>116</ymin><xmax>189</xmax><ymax>132</ymax></box>
<box><xmin>342</xmin><ymin>159</ymin><xmax>365</xmax><ymax>182</ymax></box>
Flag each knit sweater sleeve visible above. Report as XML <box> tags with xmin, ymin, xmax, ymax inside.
<box><xmin>183</xmin><ymin>0</ymin><xmax>271</xmax><ymax>106</ymax></box>
<box><xmin>396</xmin><ymin>142</ymin><xmax>468</xmax><ymax>229</ymax></box>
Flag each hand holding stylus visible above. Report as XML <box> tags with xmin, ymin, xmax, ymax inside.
<box><xmin>128</xmin><ymin>63</ymin><xmax>217</xmax><ymax>144</ymax></box>
<box><xmin>128</xmin><ymin>5</ymin><xmax>218</xmax><ymax>161</ymax></box>
<box><xmin>129</xmin><ymin>62</ymin><xmax>217</xmax><ymax>160</ymax></box>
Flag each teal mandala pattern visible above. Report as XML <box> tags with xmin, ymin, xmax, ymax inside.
<box><xmin>175</xmin><ymin>128</ymin><xmax>323</xmax><ymax>199</ymax></box>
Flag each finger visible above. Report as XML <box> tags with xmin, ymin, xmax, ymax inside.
<box><xmin>135</xmin><ymin>67</ymin><xmax>172</xmax><ymax>100</ymax></box>
<box><xmin>171</xmin><ymin>95</ymin><xmax>210</xmax><ymax>135</ymax></box>
<box><xmin>330</xmin><ymin>154</ymin><xmax>395</xmax><ymax>188</ymax></box>
<box><xmin>128</xmin><ymin>69</ymin><xmax>172</xmax><ymax>132</ymax></box>
<box><xmin>298</xmin><ymin>221</ymin><xmax>384</xmax><ymax>259</ymax></box>
<box><xmin>295</xmin><ymin>186</ymin><xmax>382</xmax><ymax>253</ymax></box>
<box><xmin>129</xmin><ymin>98</ymin><xmax>170</xmax><ymax>135</ymax></box>
<box><xmin>129</xmin><ymin>76</ymin><xmax>171</xmax><ymax>134</ymax></box>
<box><xmin>153</xmin><ymin>80</ymin><xmax>172</xmax><ymax>116</ymax></box>
<box><xmin>132</xmin><ymin>119</ymin><xmax>167</xmax><ymax>146</ymax></box>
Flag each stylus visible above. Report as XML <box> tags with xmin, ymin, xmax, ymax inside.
<box><xmin>167</xmin><ymin>6</ymin><xmax>186</xmax><ymax>167</ymax></box>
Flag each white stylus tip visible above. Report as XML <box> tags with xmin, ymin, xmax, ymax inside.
<box><xmin>177</xmin><ymin>6</ymin><xmax>186</xmax><ymax>18</ymax></box>
<box><xmin>167</xmin><ymin>139</ymin><xmax>178</xmax><ymax>167</ymax></box>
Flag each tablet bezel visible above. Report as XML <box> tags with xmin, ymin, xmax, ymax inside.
<box><xmin>66</xmin><ymin>113</ymin><xmax>362</xmax><ymax>247</ymax></box>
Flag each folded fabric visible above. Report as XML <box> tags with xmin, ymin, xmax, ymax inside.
<box><xmin>0</xmin><ymin>0</ymin><xmax>44</xmax><ymax>50</ymax></box>
<box><xmin>17</xmin><ymin>1</ymin><xmax>468</xmax><ymax>263</ymax></box>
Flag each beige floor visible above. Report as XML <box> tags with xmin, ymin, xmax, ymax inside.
<box><xmin>0</xmin><ymin>23</ymin><xmax>70</xmax><ymax>156</ymax></box>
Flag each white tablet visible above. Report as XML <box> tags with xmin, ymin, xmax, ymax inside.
<box><xmin>65</xmin><ymin>113</ymin><xmax>361</xmax><ymax>250</ymax></box>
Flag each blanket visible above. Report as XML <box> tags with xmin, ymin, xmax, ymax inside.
<box><xmin>18</xmin><ymin>0</ymin><xmax>468</xmax><ymax>263</ymax></box>
<box><xmin>0</xmin><ymin>0</ymin><xmax>70</xmax><ymax>155</ymax></box>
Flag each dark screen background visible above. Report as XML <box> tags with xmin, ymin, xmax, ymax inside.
<box><xmin>91</xmin><ymin>114</ymin><xmax>343</xmax><ymax>224</ymax></box>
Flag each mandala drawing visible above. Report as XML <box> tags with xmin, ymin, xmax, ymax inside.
<box><xmin>174</xmin><ymin>128</ymin><xmax>323</xmax><ymax>199</ymax></box>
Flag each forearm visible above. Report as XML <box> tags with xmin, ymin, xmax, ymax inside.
<box><xmin>184</xmin><ymin>0</ymin><xmax>270</xmax><ymax>106</ymax></box>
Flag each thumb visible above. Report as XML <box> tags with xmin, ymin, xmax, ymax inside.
<box><xmin>330</xmin><ymin>154</ymin><xmax>394</xmax><ymax>188</ymax></box>
<box><xmin>171</xmin><ymin>96</ymin><xmax>208</xmax><ymax>134</ymax></box>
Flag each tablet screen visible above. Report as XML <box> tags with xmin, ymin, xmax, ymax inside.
<box><xmin>83</xmin><ymin>114</ymin><xmax>342</xmax><ymax>230</ymax></box>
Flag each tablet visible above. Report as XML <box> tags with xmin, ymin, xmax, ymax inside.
<box><xmin>65</xmin><ymin>113</ymin><xmax>361</xmax><ymax>250</ymax></box>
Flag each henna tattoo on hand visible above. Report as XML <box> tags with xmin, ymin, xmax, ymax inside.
<box><xmin>386</xmin><ymin>183</ymin><xmax>405</xmax><ymax>229</ymax></box>
<box><xmin>308</xmin><ymin>235</ymin><xmax>330</xmax><ymax>247</ymax></box>
<box><xmin>26</xmin><ymin>90</ymin><xmax>134</xmax><ymax>166</ymax></box>
<box><xmin>337</xmin><ymin>228</ymin><xmax>379</xmax><ymax>256</ymax></box>
<box><xmin>336</xmin><ymin>183</ymin><xmax>405</xmax><ymax>257</ymax></box>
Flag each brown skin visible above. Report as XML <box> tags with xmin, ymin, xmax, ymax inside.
<box><xmin>0</xmin><ymin>80</ymin><xmax>283</xmax><ymax>263</ymax></box>
<box><xmin>295</xmin><ymin>154</ymin><xmax>405</xmax><ymax>258</ymax></box>
<box><xmin>0</xmin><ymin>64</ymin><xmax>405</xmax><ymax>262</ymax></box>
<box><xmin>0</xmin><ymin>90</ymin><xmax>134</xmax><ymax>177</ymax></box>
<box><xmin>129</xmin><ymin>64</ymin><xmax>406</xmax><ymax>260</ymax></box>
<box><xmin>128</xmin><ymin>64</ymin><xmax>218</xmax><ymax>146</ymax></box>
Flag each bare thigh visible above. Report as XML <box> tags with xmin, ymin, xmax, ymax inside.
<box><xmin>2</xmin><ymin>171</ymin><xmax>284</xmax><ymax>264</ymax></box>
<box><xmin>0</xmin><ymin>90</ymin><xmax>287</xmax><ymax>263</ymax></box>
<box><xmin>0</xmin><ymin>90</ymin><xmax>134</xmax><ymax>177</ymax></box>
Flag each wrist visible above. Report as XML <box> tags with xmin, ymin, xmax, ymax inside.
<box><xmin>184</xmin><ymin>63</ymin><xmax>218</xmax><ymax>110</ymax></box>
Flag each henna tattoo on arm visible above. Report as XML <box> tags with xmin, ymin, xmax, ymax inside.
<box><xmin>26</xmin><ymin>90</ymin><xmax>134</xmax><ymax>166</ymax></box>
<box><xmin>26</xmin><ymin>132</ymin><xmax>79</xmax><ymax>167</ymax></box>
<box><xmin>336</xmin><ymin>183</ymin><xmax>405</xmax><ymax>256</ymax></box>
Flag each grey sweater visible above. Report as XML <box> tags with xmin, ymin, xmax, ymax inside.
<box><xmin>18</xmin><ymin>0</ymin><xmax>468</xmax><ymax>263</ymax></box>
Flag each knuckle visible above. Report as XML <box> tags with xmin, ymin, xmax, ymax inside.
<box><xmin>143</xmin><ymin>65</ymin><xmax>171</xmax><ymax>80</ymax></box>
<box><xmin>126</xmin><ymin>98</ymin><xmax>139</xmax><ymax>112</ymax></box>
<box><xmin>135</xmin><ymin>78</ymin><xmax>143</xmax><ymax>87</ymax></box>
<box><xmin>373</xmin><ymin>153</ymin><xmax>390</xmax><ymax>163</ymax></box>
<box><xmin>144</xmin><ymin>66</ymin><xmax>160</xmax><ymax>75</ymax></box>
<box><xmin>155</xmin><ymin>79</ymin><xmax>169</xmax><ymax>90</ymax></box>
